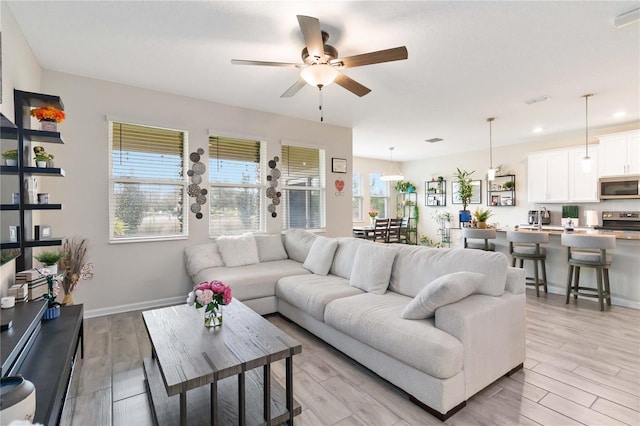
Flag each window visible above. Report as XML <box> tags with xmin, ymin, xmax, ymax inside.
<box><xmin>209</xmin><ymin>136</ymin><xmax>263</xmax><ymax>235</ymax></box>
<box><xmin>109</xmin><ymin>122</ymin><xmax>187</xmax><ymax>241</ymax></box>
<box><xmin>281</xmin><ymin>144</ymin><xmax>325</xmax><ymax>230</ymax></box>
<box><xmin>369</xmin><ymin>172</ymin><xmax>388</xmax><ymax>218</ymax></box>
<box><xmin>352</xmin><ymin>173</ymin><xmax>363</xmax><ymax>221</ymax></box>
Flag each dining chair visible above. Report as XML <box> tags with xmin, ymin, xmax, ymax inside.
<box><xmin>386</xmin><ymin>218</ymin><xmax>403</xmax><ymax>243</ymax></box>
<box><xmin>399</xmin><ymin>216</ymin><xmax>410</xmax><ymax>244</ymax></box>
<box><xmin>373</xmin><ymin>218</ymin><xmax>390</xmax><ymax>242</ymax></box>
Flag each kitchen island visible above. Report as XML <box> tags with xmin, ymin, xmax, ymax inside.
<box><xmin>450</xmin><ymin>226</ymin><xmax>640</xmax><ymax>309</ymax></box>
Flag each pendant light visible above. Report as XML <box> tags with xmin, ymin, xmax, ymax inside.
<box><xmin>582</xmin><ymin>94</ymin><xmax>593</xmax><ymax>173</ymax></box>
<box><xmin>380</xmin><ymin>147</ymin><xmax>404</xmax><ymax>181</ymax></box>
<box><xmin>487</xmin><ymin>117</ymin><xmax>496</xmax><ymax>181</ymax></box>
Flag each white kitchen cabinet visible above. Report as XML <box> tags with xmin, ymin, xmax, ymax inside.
<box><xmin>569</xmin><ymin>146</ymin><xmax>599</xmax><ymax>202</ymax></box>
<box><xmin>598</xmin><ymin>130</ymin><xmax>640</xmax><ymax>176</ymax></box>
<box><xmin>527</xmin><ymin>150</ymin><xmax>569</xmax><ymax>203</ymax></box>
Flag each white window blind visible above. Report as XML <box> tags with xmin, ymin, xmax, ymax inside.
<box><xmin>109</xmin><ymin>122</ymin><xmax>187</xmax><ymax>241</ymax></box>
<box><xmin>209</xmin><ymin>136</ymin><xmax>263</xmax><ymax>235</ymax></box>
<box><xmin>369</xmin><ymin>172</ymin><xmax>388</xmax><ymax>218</ymax></box>
<box><xmin>281</xmin><ymin>145</ymin><xmax>325</xmax><ymax>230</ymax></box>
<box><xmin>353</xmin><ymin>173</ymin><xmax>363</xmax><ymax>221</ymax></box>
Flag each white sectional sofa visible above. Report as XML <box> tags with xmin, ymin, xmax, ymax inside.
<box><xmin>184</xmin><ymin>229</ymin><xmax>526</xmax><ymax>420</ymax></box>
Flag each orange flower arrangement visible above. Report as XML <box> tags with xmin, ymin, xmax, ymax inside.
<box><xmin>30</xmin><ymin>106</ymin><xmax>66</xmax><ymax>123</ymax></box>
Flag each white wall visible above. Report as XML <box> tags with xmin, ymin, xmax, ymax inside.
<box><xmin>400</xmin><ymin>122</ymin><xmax>640</xmax><ymax>244</ymax></box>
<box><xmin>34</xmin><ymin>70</ymin><xmax>352</xmax><ymax>314</ymax></box>
<box><xmin>0</xmin><ymin>3</ymin><xmax>41</xmax><ymax>296</ymax></box>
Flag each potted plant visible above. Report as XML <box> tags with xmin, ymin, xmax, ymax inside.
<box><xmin>33</xmin><ymin>146</ymin><xmax>54</xmax><ymax>168</ymax></box>
<box><xmin>474</xmin><ymin>208</ymin><xmax>494</xmax><ymax>229</ymax></box>
<box><xmin>454</xmin><ymin>168</ymin><xmax>475</xmax><ymax>223</ymax></box>
<box><xmin>30</xmin><ymin>105</ymin><xmax>65</xmax><ymax>132</ymax></box>
<box><xmin>503</xmin><ymin>180</ymin><xmax>515</xmax><ymax>190</ymax></box>
<box><xmin>394</xmin><ymin>180</ymin><xmax>415</xmax><ymax>193</ymax></box>
<box><xmin>34</xmin><ymin>250</ymin><xmax>65</xmax><ymax>275</ymax></box>
<box><xmin>2</xmin><ymin>149</ymin><xmax>18</xmax><ymax>167</ymax></box>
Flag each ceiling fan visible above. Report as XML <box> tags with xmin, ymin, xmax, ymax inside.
<box><xmin>231</xmin><ymin>15</ymin><xmax>408</xmax><ymax>99</ymax></box>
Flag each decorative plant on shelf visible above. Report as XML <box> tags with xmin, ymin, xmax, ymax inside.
<box><xmin>34</xmin><ymin>250</ymin><xmax>65</xmax><ymax>270</ymax></box>
<box><xmin>453</xmin><ymin>168</ymin><xmax>475</xmax><ymax>212</ymax></box>
<box><xmin>33</xmin><ymin>146</ymin><xmax>54</xmax><ymax>166</ymax></box>
<box><xmin>30</xmin><ymin>106</ymin><xmax>66</xmax><ymax>123</ymax></box>
<box><xmin>2</xmin><ymin>149</ymin><xmax>18</xmax><ymax>160</ymax></box>
<box><xmin>474</xmin><ymin>208</ymin><xmax>494</xmax><ymax>229</ymax></box>
<box><xmin>503</xmin><ymin>180</ymin><xmax>515</xmax><ymax>190</ymax></box>
<box><xmin>394</xmin><ymin>180</ymin><xmax>415</xmax><ymax>193</ymax></box>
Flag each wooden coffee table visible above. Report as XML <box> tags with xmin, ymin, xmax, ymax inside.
<box><xmin>142</xmin><ymin>299</ymin><xmax>301</xmax><ymax>425</ymax></box>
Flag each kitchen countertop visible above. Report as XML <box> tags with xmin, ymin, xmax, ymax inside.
<box><xmin>497</xmin><ymin>226</ymin><xmax>640</xmax><ymax>241</ymax></box>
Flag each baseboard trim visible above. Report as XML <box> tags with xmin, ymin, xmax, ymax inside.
<box><xmin>84</xmin><ymin>296</ymin><xmax>184</xmax><ymax>318</ymax></box>
<box><xmin>506</xmin><ymin>363</ymin><xmax>524</xmax><ymax>376</ymax></box>
<box><xmin>409</xmin><ymin>395</ymin><xmax>466</xmax><ymax>421</ymax></box>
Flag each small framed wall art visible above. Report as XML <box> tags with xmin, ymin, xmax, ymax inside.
<box><xmin>331</xmin><ymin>158</ymin><xmax>347</xmax><ymax>174</ymax></box>
<box><xmin>34</xmin><ymin>225</ymin><xmax>52</xmax><ymax>240</ymax></box>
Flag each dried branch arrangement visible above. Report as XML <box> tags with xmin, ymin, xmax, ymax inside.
<box><xmin>59</xmin><ymin>238</ymin><xmax>94</xmax><ymax>295</ymax></box>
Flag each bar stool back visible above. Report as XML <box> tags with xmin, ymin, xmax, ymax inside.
<box><xmin>462</xmin><ymin>228</ymin><xmax>496</xmax><ymax>251</ymax></box>
<box><xmin>561</xmin><ymin>233</ymin><xmax>616</xmax><ymax>311</ymax></box>
<box><xmin>507</xmin><ymin>231</ymin><xmax>549</xmax><ymax>297</ymax></box>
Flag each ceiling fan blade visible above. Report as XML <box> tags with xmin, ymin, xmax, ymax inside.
<box><xmin>231</xmin><ymin>59</ymin><xmax>302</xmax><ymax>68</ymax></box>
<box><xmin>297</xmin><ymin>15</ymin><xmax>324</xmax><ymax>61</ymax></box>
<box><xmin>331</xmin><ymin>46</ymin><xmax>408</xmax><ymax>68</ymax></box>
<box><xmin>281</xmin><ymin>78</ymin><xmax>308</xmax><ymax>98</ymax></box>
<box><xmin>334</xmin><ymin>73</ymin><xmax>371</xmax><ymax>97</ymax></box>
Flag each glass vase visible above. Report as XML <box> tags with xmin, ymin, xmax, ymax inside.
<box><xmin>204</xmin><ymin>306</ymin><xmax>223</xmax><ymax>328</ymax></box>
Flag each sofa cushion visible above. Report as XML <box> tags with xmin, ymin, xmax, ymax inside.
<box><xmin>254</xmin><ymin>234</ymin><xmax>288</xmax><ymax>262</ymax></box>
<box><xmin>216</xmin><ymin>234</ymin><xmax>260</xmax><ymax>267</ymax></box>
<box><xmin>276</xmin><ymin>274</ymin><xmax>363</xmax><ymax>322</ymax></box>
<box><xmin>184</xmin><ymin>242</ymin><xmax>224</xmax><ymax>279</ymax></box>
<box><xmin>325</xmin><ymin>292</ymin><xmax>464</xmax><ymax>379</ymax></box>
<box><xmin>330</xmin><ymin>237</ymin><xmax>371</xmax><ymax>280</ymax></box>
<box><xmin>349</xmin><ymin>244</ymin><xmax>397</xmax><ymax>294</ymax></box>
<box><xmin>389</xmin><ymin>245</ymin><xmax>508</xmax><ymax>297</ymax></box>
<box><xmin>194</xmin><ymin>259</ymin><xmax>310</xmax><ymax>301</ymax></box>
<box><xmin>283</xmin><ymin>229</ymin><xmax>318</xmax><ymax>263</ymax></box>
<box><xmin>303</xmin><ymin>237</ymin><xmax>339</xmax><ymax>276</ymax></box>
<box><xmin>401</xmin><ymin>272</ymin><xmax>483</xmax><ymax>319</ymax></box>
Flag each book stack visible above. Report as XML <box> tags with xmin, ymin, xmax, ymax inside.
<box><xmin>15</xmin><ymin>269</ymin><xmax>49</xmax><ymax>302</ymax></box>
<box><xmin>7</xmin><ymin>283</ymin><xmax>28</xmax><ymax>303</ymax></box>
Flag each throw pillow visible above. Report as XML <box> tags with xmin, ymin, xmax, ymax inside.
<box><xmin>254</xmin><ymin>234</ymin><xmax>288</xmax><ymax>262</ymax></box>
<box><xmin>401</xmin><ymin>272</ymin><xmax>483</xmax><ymax>320</ymax></box>
<box><xmin>283</xmin><ymin>229</ymin><xmax>318</xmax><ymax>263</ymax></box>
<box><xmin>183</xmin><ymin>242</ymin><xmax>224</xmax><ymax>279</ymax></box>
<box><xmin>216</xmin><ymin>234</ymin><xmax>260</xmax><ymax>267</ymax></box>
<box><xmin>349</xmin><ymin>244</ymin><xmax>397</xmax><ymax>294</ymax></box>
<box><xmin>303</xmin><ymin>237</ymin><xmax>339</xmax><ymax>276</ymax></box>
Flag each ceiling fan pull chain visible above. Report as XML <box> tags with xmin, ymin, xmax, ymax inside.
<box><xmin>318</xmin><ymin>85</ymin><xmax>324</xmax><ymax>122</ymax></box>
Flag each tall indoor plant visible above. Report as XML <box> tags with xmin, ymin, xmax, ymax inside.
<box><xmin>454</xmin><ymin>168</ymin><xmax>474</xmax><ymax>223</ymax></box>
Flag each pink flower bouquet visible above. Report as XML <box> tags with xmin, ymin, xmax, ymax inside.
<box><xmin>187</xmin><ymin>280</ymin><xmax>232</xmax><ymax>312</ymax></box>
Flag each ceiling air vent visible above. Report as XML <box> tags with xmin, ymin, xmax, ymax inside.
<box><xmin>425</xmin><ymin>138</ymin><xmax>443</xmax><ymax>143</ymax></box>
<box><xmin>525</xmin><ymin>95</ymin><xmax>551</xmax><ymax>105</ymax></box>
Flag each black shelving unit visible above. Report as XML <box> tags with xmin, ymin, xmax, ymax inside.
<box><xmin>487</xmin><ymin>174</ymin><xmax>516</xmax><ymax>207</ymax></box>
<box><xmin>396</xmin><ymin>191</ymin><xmax>418</xmax><ymax>244</ymax></box>
<box><xmin>0</xmin><ymin>90</ymin><xmax>65</xmax><ymax>271</ymax></box>
<box><xmin>425</xmin><ymin>179</ymin><xmax>446</xmax><ymax>206</ymax></box>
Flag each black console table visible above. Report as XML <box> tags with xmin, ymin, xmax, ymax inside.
<box><xmin>1</xmin><ymin>301</ymin><xmax>83</xmax><ymax>426</ymax></box>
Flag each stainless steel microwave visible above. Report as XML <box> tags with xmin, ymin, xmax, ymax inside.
<box><xmin>599</xmin><ymin>176</ymin><xmax>640</xmax><ymax>199</ymax></box>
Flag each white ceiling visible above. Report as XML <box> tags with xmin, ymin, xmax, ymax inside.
<box><xmin>7</xmin><ymin>1</ymin><xmax>640</xmax><ymax>161</ymax></box>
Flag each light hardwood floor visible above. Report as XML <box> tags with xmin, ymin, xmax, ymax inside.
<box><xmin>61</xmin><ymin>290</ymin><xmax>640</xmax><ymax>425</ymax></box>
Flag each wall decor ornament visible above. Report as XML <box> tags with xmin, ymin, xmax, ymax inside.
<box><xmin>187</xmin><ymin>149</ymin><xmax>207</xmax><ymax>219</ymax></box>
<box><xmin>266</xmin><ymin>156</ymin><xmax>280</xmax><ymax>218</ymax></box>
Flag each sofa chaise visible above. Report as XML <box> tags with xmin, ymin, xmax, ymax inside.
<box><xmin>184</xmin><ymin>229</ymin><xmax>526</xmax><ymax>420</ymax></box>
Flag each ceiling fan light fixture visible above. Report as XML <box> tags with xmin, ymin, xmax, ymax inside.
<box><xmin>300</xmin><ymin>63</ymin><xmax>338</xmax><ymax>87</ymax></box>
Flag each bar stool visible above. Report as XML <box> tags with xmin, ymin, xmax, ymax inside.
<box><xmin>462</xmin><ymin>228</ymin><xmax>496</xmax><ymax>251</ymax></box>
<box><xmin>561</xmin><ymin>233</ymin><xmax>615</xmax><ymax>311</ymax></box>
<box><xmin>507</xmin><ymin>231</ymin><xmax>549</xmax><ymax>297</ymax></box>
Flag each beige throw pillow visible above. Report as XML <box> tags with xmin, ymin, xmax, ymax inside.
<box><xmin>349</xmin><ymin>244</ymin><xmax>397</xmax><ymax>294</ymax></box>
<box><xmin>216</xmin><ymin>234</ymin><xmax>260</xmax><ymax>267</ymax></box>
<box><xmin>401</xmin><ymin>272</ymin><xmax>483</xmax><ymax>319</ymax></box>
<box><xmin>303</xmin><ymin>237</ymin><xmax>339</xmax><ymax>276</ymax></box>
